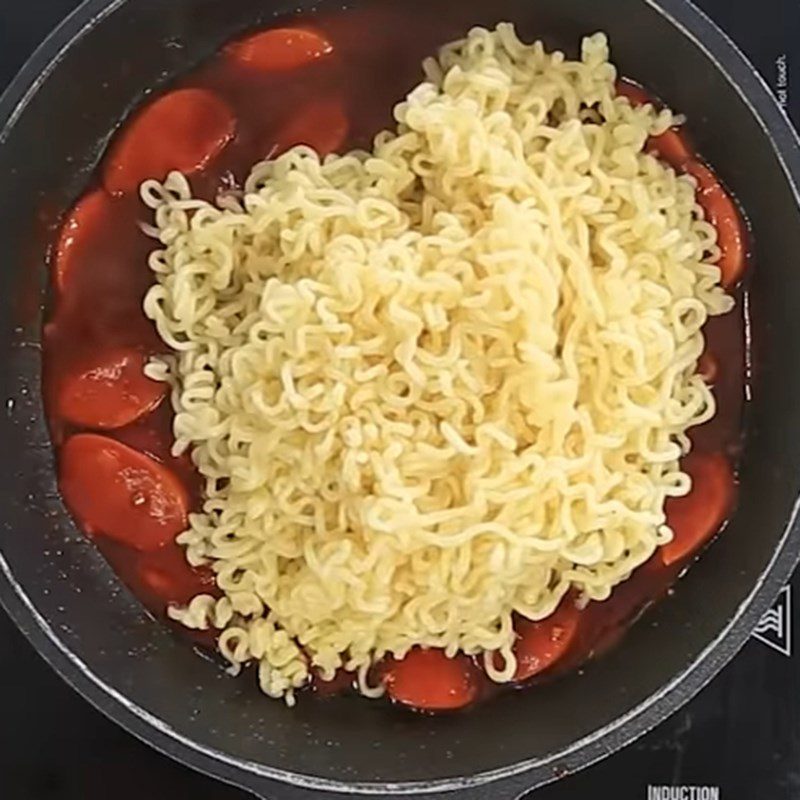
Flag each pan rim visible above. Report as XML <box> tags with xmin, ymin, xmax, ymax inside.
<box><xmin>1</xmin><ymin>0</ymin><xmax>800</xmax><ymax>795</ymax></box>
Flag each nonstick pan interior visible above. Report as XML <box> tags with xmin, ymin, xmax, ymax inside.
<box><xmin>1</xmin><ymin>0</ymin><xmax>800</xmax><ymax>795</ymax></box>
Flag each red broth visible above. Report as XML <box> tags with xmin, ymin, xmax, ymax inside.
<box><xmin>42</xmin><ymin>10</ymin><xmax>749</xmax><ymax>712</ymax></box>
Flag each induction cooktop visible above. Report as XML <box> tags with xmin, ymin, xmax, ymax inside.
<box><xmin>2</xmin><ymin>1</ymin><xmax>799</xmax><ymax>798</ymax></box>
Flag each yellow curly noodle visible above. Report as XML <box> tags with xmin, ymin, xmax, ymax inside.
<box><xmin>141</xmin><ymin>25</ymin><xmax>734</xmax><ymax>705</ymax></box>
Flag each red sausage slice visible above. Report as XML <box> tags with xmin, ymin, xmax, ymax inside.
<box><xmin>60</xmin><ymin>434</ymin><xmax>189</xmax><ymax>551</ymax></box>
<box><xmin>647</xmin><ymin>128</ymin><xmax>692</xmax><ymax>170</ymax></box>
<box><xmin>697</xmin><ymin>350</ymin><xmax>719</xmax><ymax>384</ymax></box>
<box><xmin>615</xmin><ymin>80</ymin><xmax>692</xmax><ymax>170</ymax></box>
<box><xmin>53</xmin><ymin>190</ymin><xmax>115</xmax><ymax>293</ymax></box>
<box><xmin>275</xmin><ymin>98</ymin><xmax>349</xmax><ymax>157</ymax></box>
<box><xmin>615</xmin><ymin>78</ymin><xmax>652</xmax><ymax>107</ymax></box>
<box><xmin>136</xmin><ymin>544</ymin><xmax>217</xmax><ymax>606</ymax></box>
<box><xmin>383</xmin><ymin>649</ymin><xmax>479</xmax><ymax>711</ymax></box>
<box><xmin>683</xmin><ymin>159</ymin><xmax>747</xmax><ymax>288</ymax></box>
<box><xmin>104</xmin><ymin>88</ymin><xmax>235</xmax><ymax>194</ymax></box>
<box><xmin>226</xmin><ymin>28</ymin><xmax>333</xmax><ymax>72</ymax></box>
<box><xmin>513</xmin><ymin>598</ymin><xmax>581</xmax><ymax>681</ymax></box>
<box><xmin>56</xmin><ymin>347</ymin><xmax>166</xmax><ymax>429</ymax></box>
<box><xmin>662</xmin><ymin>451</ymin><xmax>735</xmax><ymax>566</ymax></box>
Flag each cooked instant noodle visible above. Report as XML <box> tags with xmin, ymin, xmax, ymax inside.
<box><xmin>141</xmin><ymin>24</ymin><xmax>734</xmax><ymax>704</ymax></box>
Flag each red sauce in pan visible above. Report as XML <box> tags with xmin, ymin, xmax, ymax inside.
<box><xmin>42</xmin><ymin>10</ymin><xmax>749</xmax><ymax>713</ymax></box>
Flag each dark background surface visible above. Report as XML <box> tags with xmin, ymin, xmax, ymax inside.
<box><xmin>2</xmin><ymin>1</ymin><xmax>800</xmax><ymax>798</ymax></box>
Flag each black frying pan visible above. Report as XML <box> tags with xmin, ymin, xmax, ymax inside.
<box><xmin>2</xmin><ymin>0</ymin><xmax>800</xmax><ymax>797</ymax></box>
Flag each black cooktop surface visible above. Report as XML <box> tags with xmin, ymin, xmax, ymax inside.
<box><xmin>2</xmin><ymin>1</ymin><xmax>800</xmax><ymax>798</ymax></box>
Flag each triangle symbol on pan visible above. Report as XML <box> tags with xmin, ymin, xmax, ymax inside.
<box><xmin>752</xmin><ymin>584</ymin><xmax>792</xmax><ymax>657</ymax></box>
